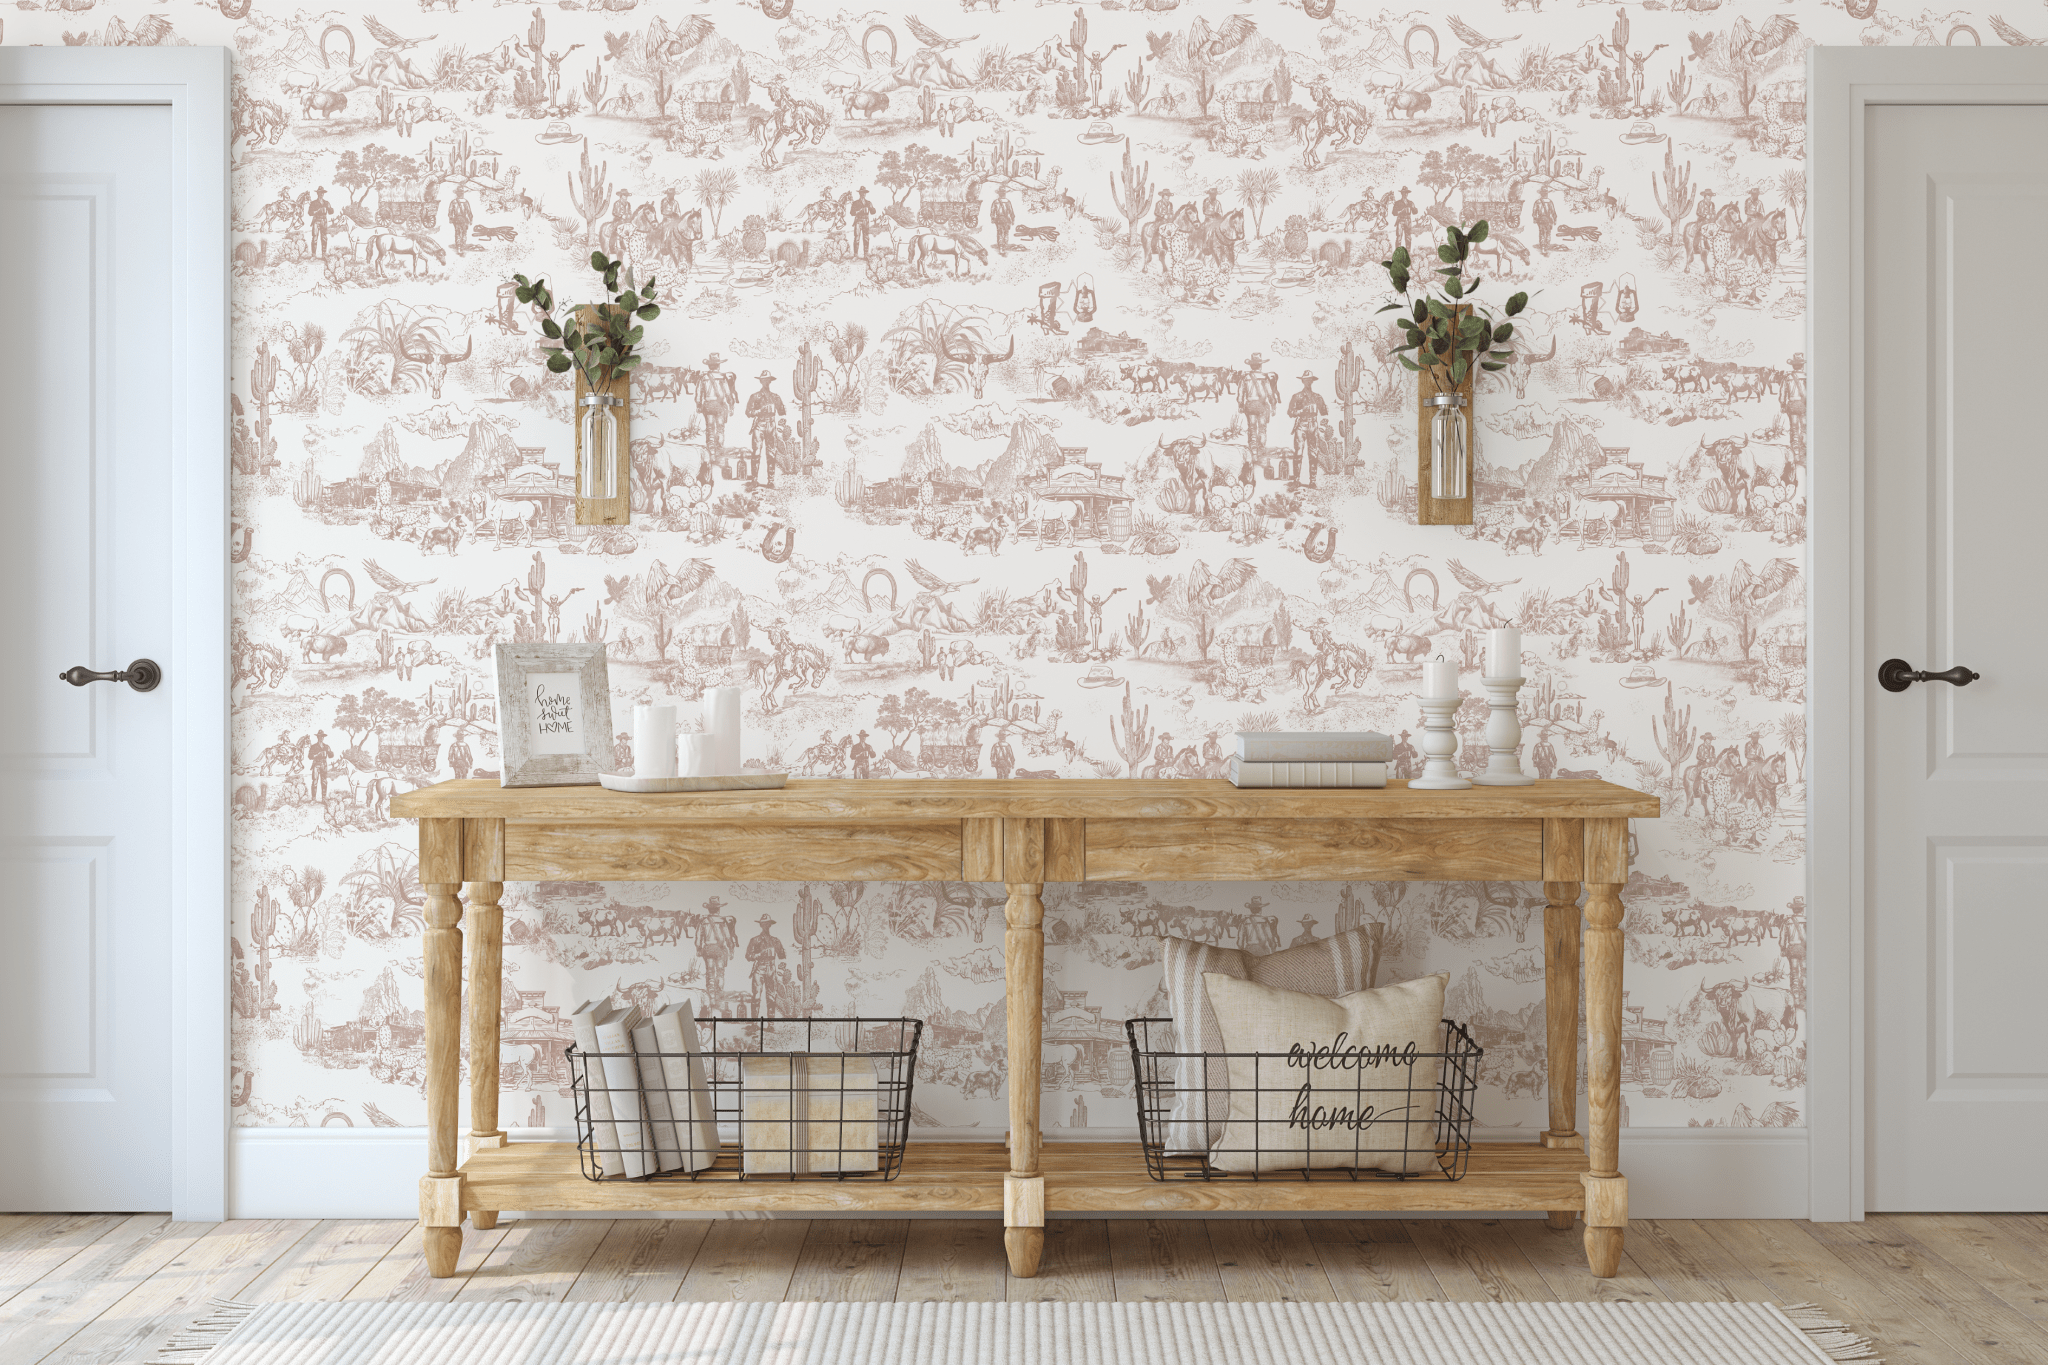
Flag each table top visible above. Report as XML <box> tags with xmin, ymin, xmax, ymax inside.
<box><xmin>390</xmin><ymin>778</ymin><xmax>1660</xmax><ymax>824</ymax></box>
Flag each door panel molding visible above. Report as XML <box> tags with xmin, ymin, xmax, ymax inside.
<box><xmin>0</xmin><ymin>47</ymin><xmax>230</xmax><ymax>1221</ymax></box>
<box><xmin>1809</xmin><ymin>46</ymin><xmax>2048</xmax><ymax>1223</ymax></box>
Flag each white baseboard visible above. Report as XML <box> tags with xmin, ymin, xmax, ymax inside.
<box><xmin>230</xmin><ymin>1126</ymin><xmax>1808</xmax><ymax>1221</ymax></box>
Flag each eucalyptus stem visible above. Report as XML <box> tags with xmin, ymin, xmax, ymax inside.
<box><xmin>1378</xmin><ymin>220</ymin><xmax>1529</xmax><ymax>389</ymax></box>
<box><xmin>510</xmin><ymin>250</ymin><xmax>663</xmax><ymax>394</ymax></box>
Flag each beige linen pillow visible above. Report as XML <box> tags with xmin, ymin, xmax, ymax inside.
<box><xmin>1158</xmin><ymin>926</ymin><xmax>1383</xmax><ymax>1155</ymax></box>
<box><xmin>1203</xmin><ymin>970</ymin><xmax>1451</xmax><ymax>1174</ymax></box>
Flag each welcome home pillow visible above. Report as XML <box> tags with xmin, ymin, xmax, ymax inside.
<box><xmin>1159</xmin><ymin>926</ymin><xmax>1384</xmax><ymax>1155</ymax></box>
<box><xmin>1202</xmin><ymin>971</ymin><xmax>1451</xmax><ymax>1175</ymax></box>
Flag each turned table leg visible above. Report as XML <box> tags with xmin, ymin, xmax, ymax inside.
<box><xmin>419</xmin><ymin>818</ymin><xmax>467</xmax><ymax>1278</ymax></box>
<box><xmin>1003</xmin><ymin>878</ymin><xmax>1046</xmax><ymax>1278</ymax></box>
<box><xmin>1581</xmin><ymin>817</ymin><xmax>1629</xmax><ymax>1277</ymax></box>
<box><xmin>1542</xmin><ymin>879</ymin><xmax>1583</xmax><ymax>1229</ymax></box>
<box><xmin>465</xmin><ymin>879</ymin><xmax>506</xmax><ymax>1230</ymax></box>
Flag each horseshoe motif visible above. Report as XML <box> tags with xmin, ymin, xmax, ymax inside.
<box><xmin>1302</xmin><ymin>525</ymin><xmax>1337</xmax><ymax>564</ymax></box>
<box><xmin>861</xmin><ymin>567</ymin><xmax>899</xmax><ymax>613</ymax></box>
<box><xmin>759</xmin><ymin>0</ymin><xmax>794</xmax><ymax>16</ymax></box>
<box><xmin>1947</xmin><ymin>24</ymin><xmax>1980</xmax><ymax>44</ymax></box>
<box><xmin>1303</xmin><ymin>0</ymin><xmax>1337</xmax><ymax>16</ymax></box>
<box><xmin>1404</xmin><ymin>24</ymin><xmax>1440</xmax><ymax>71</ymax></box>
<box><xmin>760</xmin><ymin>524</ymin><xmax>795</xmax><ymax>563</ymax></box>
<box><xmin>1843</xmin><ymin>0</ymin><xmax>1877</xmax><ymax>17</ymax></box>
<box><xmin>862</xmin><ymin>24</ymin><xmax>899</xmax><ymax>71</ymax></box>
<box><xmin>319</xmin><ymin>567</ymin><xmax>357</xmax><ymax>613</ymax></box>
<box><xmin>1402</xmin><ymin>566</ymin><xmax>1440</xmax><ymax>614</ymax></box>
<box><xmin>319</xmin><ymin>24</ymin><xmax>356</xmax><ymax>71</ymax></box>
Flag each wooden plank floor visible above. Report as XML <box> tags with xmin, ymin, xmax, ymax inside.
<box><xmin>3</xmin><ymin>1214</ymin><xmax>2045</xmax><ymax>1364</ymax></box>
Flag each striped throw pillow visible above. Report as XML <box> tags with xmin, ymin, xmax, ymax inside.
<box><xmin>1158</xmin><ymin>926</ymin><xmax>1383</xmax><ymax>1155</ymax></box>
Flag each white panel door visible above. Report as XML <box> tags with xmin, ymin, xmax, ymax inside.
<box><xmin>0</xmin><ymin>104</ymin><xmax>174</xmax><ymax>1210</ymax></box>
<box><xmin>1866</xmin><ymin>104</ymin><xmax>2048</xmax><ymax>1212</ymax></box>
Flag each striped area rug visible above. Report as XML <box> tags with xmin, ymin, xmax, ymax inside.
<box><xmin>159</xmin><ymin>1299</ymin><xmax>1879</xmax><ymax>1364</ymax></box>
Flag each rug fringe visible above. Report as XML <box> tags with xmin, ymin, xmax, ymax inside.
<box><xmin>1777</xmin><ymin>1302</ymin><xmax>1883</xmax><ymax>1362</ymax></box>
<box><xmin>151</xmin><ymin>1299</ymin><xmax>261</xmax><ymax>1362</ymax></box>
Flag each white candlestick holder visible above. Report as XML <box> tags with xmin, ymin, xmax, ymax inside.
<box><xmin>1472</xmin><ymin>675</ymin><xmax>1536</xmax><ymax>786</ymax></box>
<box><xmin>1411</xmin><ymin>695</ymin><xmax>1472</xmax><ymax>790</ymax></box>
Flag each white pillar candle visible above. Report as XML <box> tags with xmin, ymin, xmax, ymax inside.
<box><xmin>632</xmin><ymin>704</ymin><xmax>677</xmax><ymax>778</ymax></box>
<box><xmin>1486</xmin><ymin>627</ymin><xmax>1522</xmax><ymax>680</ymax></box>
<box><xmin>1424</xmin><ymin>657</ymin><xmax>1460</xmax><ymax>700</ymax></box>
<box><xmin>704</xmin><ymin>686</ymin><xmax>743</xmax><ymax>775</ymax></box>
<box><xmin>679</xmin><ymin>732</ymin><xmax>714</xmax><ymax>778</ymax></box>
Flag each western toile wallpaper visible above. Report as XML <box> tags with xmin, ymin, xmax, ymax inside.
<box><xmin>36</xmin><ymin>0</ymin><xmax>1862</xmax><ymax>1136</ymax></box>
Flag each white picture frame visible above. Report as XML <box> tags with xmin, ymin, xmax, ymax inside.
<box><xmin>493</xmin><ymin>643</ymin><xmax>615</xmax><ymax>787</ymax></box>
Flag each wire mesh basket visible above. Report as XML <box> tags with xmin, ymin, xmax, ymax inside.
<box><xmin>1126</xmin><ymin>1017</ymin><xmax>1482</xmax><ymax>1181</ymax></box>
<box><xmin>568</xmin><ymin>1016</ymin><xmax>920</xmax><ymax>1182</ymax></box>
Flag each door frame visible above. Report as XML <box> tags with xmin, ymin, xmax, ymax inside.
<box><xmin>1807</xmin><ymin>47</ymin><xmax>2048</xmax><ymax>1223</ymax></box>
<box><xmin>0</xmin><ymin>47</ymin><xmax>231</xmax><ymax>1221</ymax></box>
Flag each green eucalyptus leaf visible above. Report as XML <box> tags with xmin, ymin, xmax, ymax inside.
<box><xmin>639</xmin><ymin>304</ymin><xmax>660</xmax><ymax>320</ymax></box>
<box><xmin>1494</xmin><ymin>323</ymin><xmax>1515</xmax><ymax>342</ymax></box>
<box><xmin>1397</xmin><ymin>355</ymin><xmax>1420</xmax><ymax>371</ymax></box>
<box><xmin>1481</xmin><ymin>361</ymin><xmax>1505</xmax><ymax>371</ymax></box>
<box><xmin>545</xmin><ymin>353</ymin><xmax>571</xmax><ymax>373</ymax></box>
<box><xmin>1470</xmin><ymin>220</ymin><xmax>1490</xmax><ymax>243</ymax></box>
<box><xmin>541</xmin><ymin>318</ymin><xmax>562</xmax><ymax>339</ymax></box>
<box><xmin>1437</xmin><ymin>244</ymin><xmax>1457</xmax><ymax>263</ymax></box>
<box><xmin>1507</xmin><ymin>291</ymin><xmax>1528</xmax><ymax>315</ymax></box>
<box><xmin>1445</xmin><ymin>276</ymin><xmax>1465</xmax><ymax>299</ymax></box>
<box><xmin>619</xmin><ymin>355</ymin><xmax>643</xmax><ymax>370</ymax></box>
<box><xmin>590</xmin><ymin>251</ymin><xmax>608</xmax><ymax>271</ymax></box>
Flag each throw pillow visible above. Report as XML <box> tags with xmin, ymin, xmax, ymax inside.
<box><xmin>1202</xmin><ymin>970</ymin><xmax>1451</xmax><ymax>1175</ymax></box>
<box><xmin>1157</xmin><ymin>926</ymin><xmax>1384</xmax><ymax>1155</ymax></box>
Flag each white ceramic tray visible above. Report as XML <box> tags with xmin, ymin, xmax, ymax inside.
<box><xmin>597</xmin><ymin>772</ymin><xmax>789</xmax><ymax>793</ymax></box>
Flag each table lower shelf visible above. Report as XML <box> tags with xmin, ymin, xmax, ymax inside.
<box><xmin>458</xmin><ymin>1141</ymin><xmax>1593</xmax><ymax>1216</ymax></box>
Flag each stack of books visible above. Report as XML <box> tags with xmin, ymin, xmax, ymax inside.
<box><xmin>1229</xmin><ymin>731</ymin><xmax>1392</xmax><ymax>788</ymax></box>
<box><xmin>570</xmin><ymin>998</ymin><xmax>720</xmax><ymax>1178</ymax></box>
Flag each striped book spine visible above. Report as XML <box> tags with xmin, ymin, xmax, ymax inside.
<box><xmin>1228</xmin><ymin>759</ymin><xmax>1388</xmax><ymax>788</ymax></box>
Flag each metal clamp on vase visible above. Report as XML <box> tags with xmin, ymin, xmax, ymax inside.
<box><xmin>1412</xmin><ymin>656</ymin><xmax>1471</xmax><ymax>790</ymax></box>
<box><xmin>1472</xmin><ymin>625</ymin><xmax>1534</xmax><ymax>786</ymax></box>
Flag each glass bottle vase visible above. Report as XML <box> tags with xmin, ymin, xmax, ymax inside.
<box><xmin>1427</xmin><ymin>390</ymin><xmax>1469</xmax><ymax>501</ymax></box>
<box><xmin>578</xmin><ymin>393</ymin><xmax>622</xmax><ymax>502</ymax></box>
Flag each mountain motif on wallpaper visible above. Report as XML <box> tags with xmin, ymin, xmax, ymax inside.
<box><xmin>32</xmin><ymin>0</ymin><xmax>1849</xmax><ymax>1131</ymax></box>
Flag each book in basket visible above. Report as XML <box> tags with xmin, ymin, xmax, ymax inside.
<box><xmin>571</xmin><ymin>999</ymin><xmax>648</xmax><ymax>1179</ymax></box>
<box><xmin>630</xmin><ymin>1000</ymin><xmax>719</xmax><ymax>1174</ymax></box>
<box><xmin>1235</xmin><ymin>730</ymin><xmax>1392</xmax><ymax>762</ymax></box>
<box><xmin>1228</xmin><ymin>757</ymin><xmax>1387</xmax><ymax>788</ymax></box>
<box><xmin>740</xmin><ymin>1054</ymin><xmax>879</xmax><ymax>1174</ymax></box>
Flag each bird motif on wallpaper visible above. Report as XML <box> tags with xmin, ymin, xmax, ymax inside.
<box><xmin>1145</xmin><ymin>574</ymin><xmax>1174</xmax><ymax>605</ymax></box>
<box><xmin>905</xmin><ymin>15</ymin><xmax>976</xmax><ymax>50</ymax></box>
<box><xmin>1446</xmin><ymin>16</ymin><xmax>1519</xmax><ymax>50</ymax></box>
<box><xmin>1188</xmin><ymin>14</ymin><xmax>1257</xmax><ymax>61</ymax></box>
<box><xmin>905</xmin><ymin>559</ymin><xmax>978</xmax><ymax>595</ymax></box>
<box><xmin>1989</xmin><ymin>15</ymin><xmax>2047</xmax><ymax>44</ymax></box>
<box><xmin>603</xmin><ymin>574</ymin><xmax>632</xmax><ymax>605</ymax></box>
<box><xmin>363</xmin><ymin>15</ymin><xmax>434</xmax><ymax>50</ymax></box>
<box><xmin>363</xmin><ymin>560</ymin><xmax>437</xmax><ymax>595</ymax></box>
<box><xmin>659</xmin><ymin>15</ymin><xmax>716</xmax><ymax>59</ymax></box>
<box><xmin>1447</xmin><ymin>558</ymin><xmax>1520</xmax><ymax>595</ymax></box>
<box><xmin>1205</xmin><ymin>558</ymin><xmax>1257</xmax><ymax>602</ymax></box>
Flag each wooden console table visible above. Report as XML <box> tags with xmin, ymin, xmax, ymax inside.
<box><xmin>390</xmin><ymin>778</ymin><xmax>1658</xmax><ymax>1281</ymax></box>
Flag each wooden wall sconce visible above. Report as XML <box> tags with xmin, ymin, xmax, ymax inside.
<box><xmin>1416</xmin><ymin>361</ymin><xmax>1474</xmax><ymax>527</ymax></box>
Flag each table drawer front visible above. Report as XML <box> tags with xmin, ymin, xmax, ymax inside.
<box><xmin>1083</xmin><ymin>818</ymin><xmax>1542</xmax><ymax>881</ymax></box>
<box><xmin>503</xmin><ymin>822</ymin><xmax>964</xmax><ymax>881</ymax></box>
